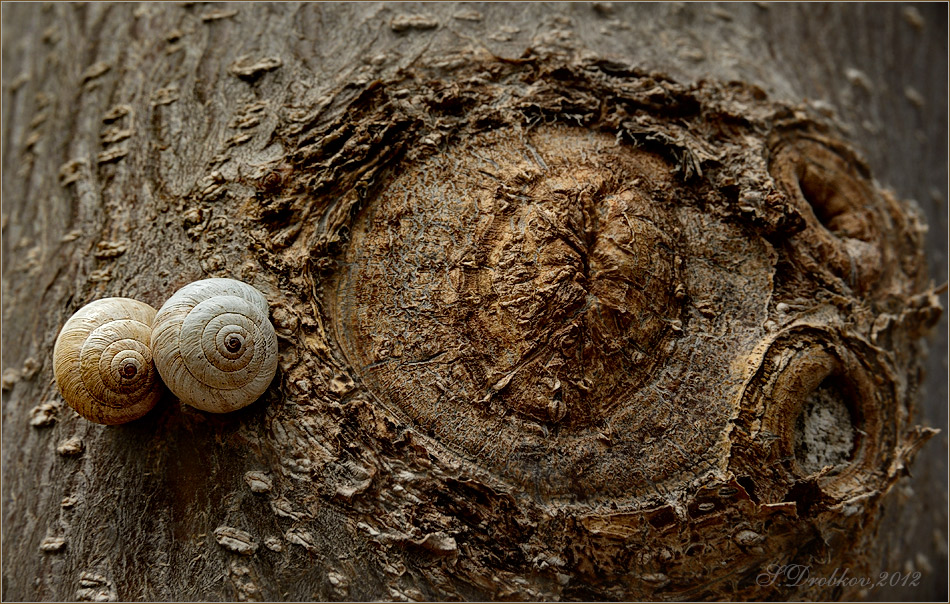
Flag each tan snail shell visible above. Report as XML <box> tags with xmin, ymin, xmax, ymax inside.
<box><xmin>52</xmin><ymin>298</ymin><xmax>163</xmax><ymax>425</ymax></box>
<box><xmin>150</xmin><ymin>278</ymin><xmax>278</xmax><ymax>413</ymax></box>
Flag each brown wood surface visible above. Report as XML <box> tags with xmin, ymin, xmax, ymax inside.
<box><xmin>2</xmin><ymin>3</ymin><xmax>946</xmax><ymax>601</ymax></box>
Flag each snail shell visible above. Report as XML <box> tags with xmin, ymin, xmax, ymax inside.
<box><xmin>150</xmin><ymin>278</ymin><xmax>278</xmax><ymax>413</ymax></box>
<box><xmin>52</xmin><ymin>298</ymin><xmax>162</xmax><ymax>425</ymax></box>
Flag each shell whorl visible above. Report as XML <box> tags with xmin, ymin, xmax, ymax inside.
<box><xmin>150</xmin><ymin>278</ymin><xmax>278</xmax><ymax>413</ymax></box>
<box><xmin>53</xmin><ymin>298</ymin><xmax>162</xmax><ymax>425</ymax></box>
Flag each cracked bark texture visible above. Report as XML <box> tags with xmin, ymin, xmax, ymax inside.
<box><xmin>2</xmin><ymin>3</ymin><xmax>947</xmax><ymax>602</ymax></box>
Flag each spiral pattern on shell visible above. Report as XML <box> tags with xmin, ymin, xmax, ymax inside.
<box><xmin>150</xmin><ymin>278</ymin><xmax>278</xmax><ymax>413</ymax></box>
<box><xmin>53</xmin><ymin>298</ymin><xmax>162</xmax><ymax>425</ymax></box>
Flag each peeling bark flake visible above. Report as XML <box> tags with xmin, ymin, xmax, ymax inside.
<box><xmin>29</xmin><ymin>403</ymin><xmax>58</xmax><ymax>427</ymax></box>
<box><xmin>213</xmin><ymin>526</ymin><xmax>259</xmax><ymax>555</ymax></box>
<box><xmin>390</xmin><ymin>14</ymin><xmax>439</xmax><ymax>32</ymax></box>
<box><xmin>243</xmin><ymin>471</ymin><xmax>273</xmax><ymax>493</ymax></box>
<box><xmin>229</xmin><ymin>56</ymin><xmax>282</xmax><ymax>81</ymax></box>
<box><xmin>201</xmin><ymin>9</ymin><xmax>238</xmax><ymax>22</ymax></box>
<box><xmin>56</xmin><ymin>437</ymin><xmax>84</xmax><ymax>456</ymax></box>
<box><xmin>39</xmin><ymin>536</ymin><xmax>66</xmax><ymax>553</ymax></box>
<box><xmin>81</xmin><ymin>62</ymin><xmax>111</xmax><ymax>83</ymax></box>
<box><xmin>93</xmin><ymin>241</ymin><xmax>129</xmax><ymax>259</ymax></box>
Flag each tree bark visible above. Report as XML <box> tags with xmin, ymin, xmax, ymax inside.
<box><xmin>2</xmin><ymin>3</ymin><xmax>946</xmax><ymax>601</ymax></box>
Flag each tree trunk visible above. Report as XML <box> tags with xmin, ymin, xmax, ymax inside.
<box><xmin>2</xmin><ymin>3</ymin><xmax>946</xmax><ymax>601</ymax></box>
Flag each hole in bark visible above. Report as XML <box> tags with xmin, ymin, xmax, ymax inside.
<box><xmin>744</xmin><ymin>334</ymin><xmax>892</xmax><ymax>502</ymax></box>
<box><xmin>793</xmin><ymin>376</ymin><xmax>855</xmax><ymax>475</ymax></box>
<box><xmin>793</xmin><ymin>149</ymin><xmax>874</xmax><ymax>242</ymax></box>
<box><xmin>771</xmin><ymin>138</ymin><xmax>884</xmax><ymax>292</ymax></box>
<box><xmin>736</xmin><ymin>476</ymin><xmax>759</xmax><ymax>504</ymax></box>
<box><xmin>782</xmin><ymin>480</ymin><xmax>826</xmax><ymax>516</ymax></box>
<box><xmin>645</xmin><ymin>505</ymin><xmax>677</xmax><ymax>529</ymax></box>
<box><xmin>797</xmin><ymin>162</ymin><xmax>845</xmax><ymax>233</ymax></box>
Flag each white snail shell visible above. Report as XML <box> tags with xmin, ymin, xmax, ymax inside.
<box><xmin>52</xmin><ymin>298</ymin><xmax>162</xmax><ymax>425</ymax></box>
<box><xmin>150</xmin><ymin>278</ymin><xmax>278</xmax><ymax>413</ymax></box>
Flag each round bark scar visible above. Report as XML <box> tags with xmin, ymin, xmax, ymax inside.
<box><xmin>334</xmin><ymin>126</ymin><xmax>688</xmax><ymax>496</ymax></box>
